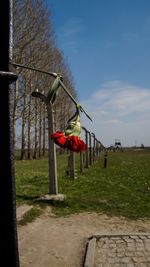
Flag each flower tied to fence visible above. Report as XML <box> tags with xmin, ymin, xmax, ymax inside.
<box><xmin>51</xmin><ymin>105</ymin><xmax>87</xmax><ymax>152</ymax></box>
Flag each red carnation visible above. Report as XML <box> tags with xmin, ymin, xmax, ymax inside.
<box><xmin>65</xmin><ymin>135</ymin><xmax>87</xmax><ymax>152</ymax></box>
<box><xmin>50</xmin><ymin>131</ymin><xmax>66</xmax><ymax>148</ymax></box>
<box><xmin>51</xmin><ymin>131</ymin><xmax>87</xmax><ymax>152</ymax></box>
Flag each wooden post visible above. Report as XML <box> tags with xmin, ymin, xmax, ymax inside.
<box><xmin>0</xmin><ymin>0</ymin><xmax>20</xmax><ymax>265</ymax></box>
<box><xmin>47</xmin><ymin>102</ymin><xmax>58</xmax><ymax>194</ymax></box>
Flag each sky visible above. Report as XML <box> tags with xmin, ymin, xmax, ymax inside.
<box><xmin>47</xmin><ymin>0</ymin><xmax>150</xmax><ymax>147</ymax></box>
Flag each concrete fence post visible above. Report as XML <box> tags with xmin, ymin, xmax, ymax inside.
<box><xmin>88</xmin><ymin>131</ymin><xmax>92</xmax><ymax>166</ymax></box>
<box><xmin>96</xmin><ymin>139</ymin><xmax>99</xmax><ymax>159</ymax></box>
<box><xmin>92</xmin><ymin>133</ymin><xmax>96</xmax><ymax>163</ymax></box>
<box><xmin>47</xmin><ymin>102</ymin><xmax>58</xmax><ymax>194</ymax></box>
<box><xmin>80</xmin><ymin>151</ymin><xmax>84</xmax><ymax>173</ymax></box>
<box><xmin>82</xmin><ymin>127</ymin><xmax>89</xmax><ymax>168</ymax></box>
<box><xmin>69</xmin><ymin>151</ymin><xmax>76</xmax><ymax>179</ymax></box>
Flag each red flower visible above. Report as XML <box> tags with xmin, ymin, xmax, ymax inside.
<box><xmin>50</xmin><ymin>131</ymin><xmax>87</xmax><ymax>152</ymax></box>
<box><xmin>65</xmin><ymin>135</ymin><xmax>87</xmax><ymax>152</ymax></box>
<box><xmin>50</xmin><ymin>131</ymin><xmax>66</xmax><ymax>148</ymax></box>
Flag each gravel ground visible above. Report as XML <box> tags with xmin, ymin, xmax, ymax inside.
<box><xmin>17</xmin><ymin>206</ymin><xmax>150</xmax><ymax>267</ymax></box>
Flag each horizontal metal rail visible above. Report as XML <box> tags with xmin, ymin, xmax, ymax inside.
<box><xmin>11</xmin><ymin>62</ymin><xmax>57</xmax><ymax>78</ymax></box>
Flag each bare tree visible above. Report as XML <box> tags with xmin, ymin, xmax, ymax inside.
<box><xmin>20</xmin><ymin>78</ymin><xmax>27</xmax><ymax>160</ymax></box>
<box><xmin>27</xmin><ymin>78</ymin><xmax>33</xmax><ymax>159</ymax></box>
<box><xmin>12</xmin><ymin>0</ymin><xmax>77</xmax><ymax>158</ymax></box>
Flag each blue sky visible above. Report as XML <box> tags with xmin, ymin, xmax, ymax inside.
<box><xmin>47</xmin><ymin>0</ymin><xmax>150</xmax><ymax>146</ymax></box>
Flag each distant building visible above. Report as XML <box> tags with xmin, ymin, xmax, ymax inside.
<box><xmin>114</xmin><ymin>139</ymin><xmax>123</xmax><ymax>151</ymax></box>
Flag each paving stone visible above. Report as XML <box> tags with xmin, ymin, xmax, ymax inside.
<box><xmin>94</xmin><ymin>234</ymin><xmax>150</xmax><ymax>267</ymax></box>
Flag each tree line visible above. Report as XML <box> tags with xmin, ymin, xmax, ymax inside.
<box><xmin>12</xmin><ymin>0</ymin><xmax>77</xmax><ymax>159</ymax></box>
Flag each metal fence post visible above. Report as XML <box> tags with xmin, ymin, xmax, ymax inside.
<box><xmin>0</xmin><ymin>0</ymin><xmax>20</xmax><ymax>266</ymax></box>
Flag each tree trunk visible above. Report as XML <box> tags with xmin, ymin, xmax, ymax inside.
<box><xmin>20</xmin><ymin>80</ymin><xmax>26</xmax><ymax>160</ymax></box>
<box><xmin>42</xmin><ymin>105</ymin><xmax>46</xmax><ymax>156</ymax></box>
<box><xmin>38</xmin><ymin>101</ymin><xmax>42</xmax><ymax>158</ymax></box>
<box><xmin>13</xmin><ymin>78</ymin><xmax>18</xmax><ymax>149</ymax></box>
<box><xmin>27</xmin><ymin>79</ymin><xmax>32</xmax><ymax>159</ymax></box>
<box><xmin>33</xmin><ymin>97</ymin><xmax>38</xmax><ymax>159</ymax></box>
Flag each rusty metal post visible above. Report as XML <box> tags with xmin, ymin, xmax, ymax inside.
<box><xmin>0</xmin><ymin>0</ymin><xmax>20</xmax><ymax>266</ymax></box>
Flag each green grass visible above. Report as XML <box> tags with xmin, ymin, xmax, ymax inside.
<box><xmin>15</xmin><ymin>150</ymin><xmax>150</xmax><ymax>219</ymax></box>
<box><xmin>18</xmin><ymin>206</ymin><xmax>44</xmax><ymax>225</ymax></box>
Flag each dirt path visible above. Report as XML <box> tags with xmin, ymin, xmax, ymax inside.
<box><xmin>18</xmin><ymin>207</ymin><xmax>150</xmax><ymax>267</ymax></box>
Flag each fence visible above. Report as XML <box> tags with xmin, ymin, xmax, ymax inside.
<box><xmin>66</xmin><ymin>127</ymin><xmax>104</xmax><ymax>179</ymax></box>
<box><xmin>12</xmin><ymin>62</ymin><xmax>105</xmax><ymax>195</ymax></box>
<box><xmin>0</xmin><ymin>1</ymin><xmax>104</xmax><ymax>266</ymax></box>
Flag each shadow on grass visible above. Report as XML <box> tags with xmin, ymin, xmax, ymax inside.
<box><xmin>17</xmin><ymin>194</ymin><xmax>41</xmax><ymax>204</ymax></box>
<box><xmin>17</xmin><ymin>194</ymin><xmax>68</xmax><ymax>207</ymax></box>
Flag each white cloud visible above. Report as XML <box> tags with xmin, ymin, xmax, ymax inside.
<box><xmin>80</xmin><ymin>80</ymin><xmax>150</xmax><ymax>147</ymax></box>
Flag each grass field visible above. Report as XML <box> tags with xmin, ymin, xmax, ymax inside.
<box><xmin>15</xmin><ymin>149</ymin><xmax>150</xmax><ymax>220</ymax></box>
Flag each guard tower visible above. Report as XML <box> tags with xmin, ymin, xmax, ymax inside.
<box><xmin>114</xmin><ymin>139</ymin><xmax>123</xmax><ymax>151</ymax></box>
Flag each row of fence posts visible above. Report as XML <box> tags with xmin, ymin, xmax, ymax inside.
<box><xmin>1</xmin><ymin>2</ymin><xmax>106</xmax><ymax>265</ymax></box>
<box><xmin>66</xmin><ymin>127</ymin><xmax>103</xmax><ymax>179</ymax></box>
